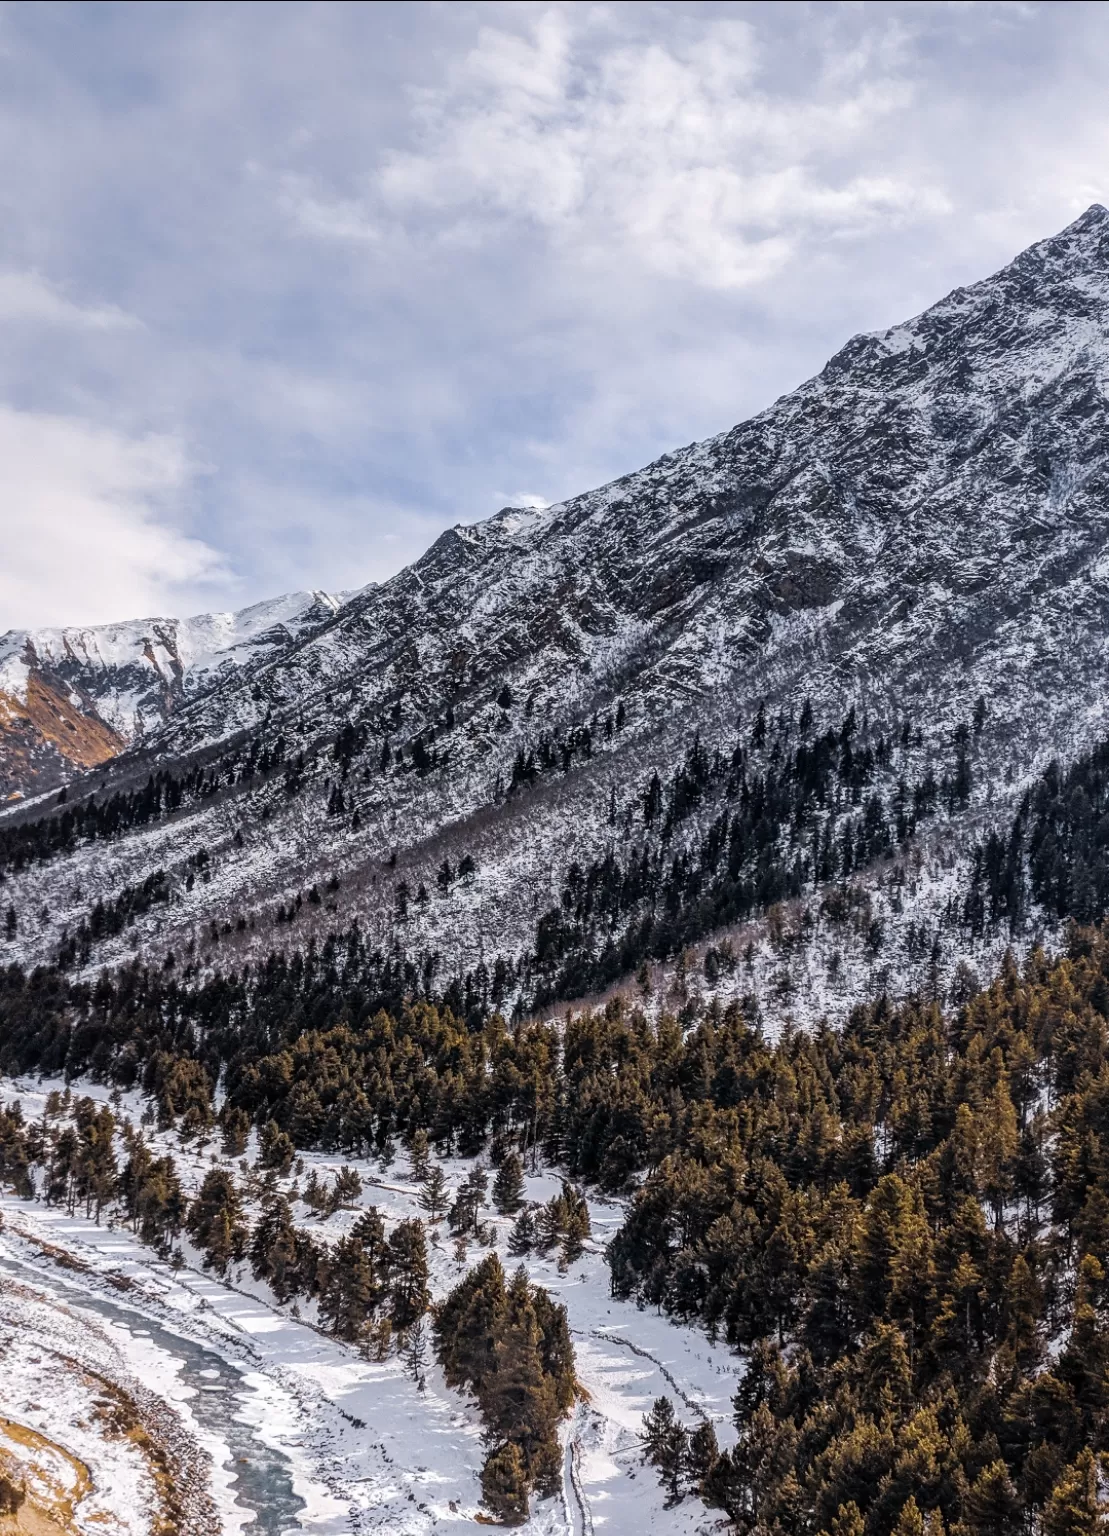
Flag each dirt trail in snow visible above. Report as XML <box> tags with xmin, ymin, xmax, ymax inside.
<box><xmin>588</xmin><ymin>1330</ymin><xmax>712</xmax><ymax>1423</ymax></box>
<box><xmin>564</xmin><ymin>1403</ymin><xmax>594</xmax><ymax>1536</ymax></box>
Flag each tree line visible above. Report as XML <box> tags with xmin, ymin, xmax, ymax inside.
<box><xmin>614</xmin><ymin>923</ymin><xmax>1109</xmax><ymax>1535</ymax></box>
<box><xmin>964</xmin><ymin>733</ymin><xmax>1109</xmax><ymax>936</ymax></box>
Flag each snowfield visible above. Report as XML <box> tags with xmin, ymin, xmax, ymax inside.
<box><xmin>0</xmin><ymin>1076</ymin><xmax>740</xmax><ymax>1534</ymax></box>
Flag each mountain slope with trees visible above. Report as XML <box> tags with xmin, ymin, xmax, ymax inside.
<box><xmin>5</xmin><ymin>208</ymin><xmax>1109</xmax><ymax>1013</ymax></box>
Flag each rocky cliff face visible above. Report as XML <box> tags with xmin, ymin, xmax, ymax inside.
<box><xmin>5</xmin><ymin>207</ymin><xmax>1109</xmax><ymax>1016</ymax></box>
<box><xmin>0</xmin><ymin>589</ymin><xmax>351</xmax><ymax>798</ymax></box>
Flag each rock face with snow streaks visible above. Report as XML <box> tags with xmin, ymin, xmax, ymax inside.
<box><xmin>5</xmin><ymin>206</ymin><xmax>1109</xmax><ymax>1003</ymax></box>
<box><xmin>155</xmin><ymin>204</ymin><xmax>1109</xmax><ymax>771</ymax></box>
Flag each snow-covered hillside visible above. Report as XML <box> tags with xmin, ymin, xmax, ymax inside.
<box><xmin>0</xmin><ymin>1073</ymin><xmax>735</xmax><ymax>1535</ymax></box>
<box><xmin>5</xmin><ymin>206</ymin><xmax>1109</xmax><ymax>1021</ymax></box>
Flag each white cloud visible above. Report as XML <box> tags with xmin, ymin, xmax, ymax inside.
<box><xmin>315</xmin><ymin>7</ymin><xmax>950</xmax><ymax>290</ymax></box>
<box><xmin>1</xmin><ymin>0</ymin><xmax>1108</xmax><ymax>621</ymax></box>
<box><xmin>0</xmin><ymin>408</ymin><xmax>227</xmax><ymax>630</ymax></box>
<box><xmin>275</xmin><ymin>174</ymin><xmax>381</xmax><ymax>244</ymax></box>
<box><xmin>0</xmin><ymin>270</ymin><xmax>140</xmax><ymax>331</ymax></box>
<box><xmin>499</xmin><ymin>493</ymin><xmax>551</xmax><ymax>510</ymax></box>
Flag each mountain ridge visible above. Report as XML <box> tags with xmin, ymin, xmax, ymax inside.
<box><xmin>4</xmin><ymin>206</ymin><xmax>1109</xmax><ymax>1025</ymax></box>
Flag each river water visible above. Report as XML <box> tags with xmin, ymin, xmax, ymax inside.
<box><xmin>0</xmin><ymin>1250</ymin><xmax>305</xmax><ymax>1533</ymax></box>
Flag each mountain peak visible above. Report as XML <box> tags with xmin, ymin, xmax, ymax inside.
<box><xmin>1067</xmin><ymin>200</ymin><xmax>1109</xmax><ymax>231</ymax></box>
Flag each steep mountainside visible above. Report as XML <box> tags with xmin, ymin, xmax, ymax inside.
<box><xmin>5</xmin><ymin>206</ymin><xmax>1109</xmax><ymax>1018</ymax></box>
<box><xmin>0</xmin><ymin>588</ymin><xmax>352</xmax><ymax>797</ymax></box>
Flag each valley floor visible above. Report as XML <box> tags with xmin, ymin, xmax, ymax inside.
<box><xmin>0</xmin><ymin>1077</ymin><xmax>740</xmax><ymax>1536</ymax></box>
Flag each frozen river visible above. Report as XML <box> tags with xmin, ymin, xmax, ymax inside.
<box><xmin>0</xmin><ymin>1242</ymin><xmax>306</xmax><ymax>1533</ymax></box>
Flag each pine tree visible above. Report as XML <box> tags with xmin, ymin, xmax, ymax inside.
<box><xmin>1002</xmin><ymin>1252</ymin><xmax>1043</xmax><ymax>1371</ymax></box>
<box><xmin>829</xmin><ymin>1502</ymin><xmax>866</xmax><ymax>1536</ymax></box>
<box><xmin>220</xmin><ymin>1105</ymin><xmax>251</xmax><ymax>1157</ymax></box>
<box><xmin>258</xmin><ymin>1119</ymin><xmax>295</xmax><ymax>1175</ymax></box>
<box><xmin>250</xmin><ymin>1194</ymin><xmax>301</xmax><ymax>1303</ymax></box>
<box><xmin>419</xmin><ymin>1165</ymin><xmax>449</xmax><ymax>1220</ymax></box>
<box><xmin>318</xmin><ymin>1230</ymin><xmax>383</xmax><ymax>1344</ymax></box>
<box><xmin>493</xmin><ymin>1152</ymin><xmax>525</xmax><ymax>1215</ymax></box>
<box><xmin>535</xmin><ymin>1193</ymin><xmax>565</xmax><ymax>1253</ymax></box>
<box><xmin>403</xmin><ymin>1317</ymin><xmax>429</xmax><ymax>1389</ymax></box>
<box><xmin>893</xmin><ymin>1499</ymin><xmax>925</xmax><ymax>1536</ymax></box>
<box><xmin>965</xmin><ymin>1460</ymin><xmax>1023</xmax><ymax>1536</ymax></box>
<box><xmin>388</xmin><ymin>1218</ymin><xmax>430</xmax><ymax>1330</ymax></box>
<box><xmin>1059</xmin><ymin>1255</ymin><xmax>1109</xmax><ymax>1423</ymax></box>
<box><xmin>685</xmin><ymin>1421</ymin><xmax>719</xmax><ymax>1492</ymax></box>
<box><xmin>186</xmin><ymin>1169</ymin><xmax>246</xmax><ymax>1275</ymax></box>
<box><xmin>644</xmin><ymin>1397</ymin><xmax>688</xmax><ymax>1504</ymax></box>
<box><xmin>407</xmin><ymin>1129</ymin><xmax>431</xmax><ymax>1182</ymax></box>
<box><xmin>560</xmin><ymin>1184</ymin><xmax>591</xmax><ymax>1265</ymax></box>
<box><xmin>1043</xmin><ymin>1449</ymin><xmax>1107</xmax><ymax>1536</ymax></box>
<box><xmin>508</xmin><ymin>1208</ymin><xmax>537</xmax><ymax>1256</ymax></box>
<box><xmin>481</xmin><ymin>1442</ymin><xmax>529</xmax><ymax>1525</ymax></box>
<box><xmin>331</xmin><ymin>1165</ymin><xmax>363</xmax><ymax>1209</ymax></box>
<box><xmin>434</xmin><ymin>1253</ymin><xmax>507</xmax><ymax>1390</ymax></box>
<box><xmin>486</xmin><ymin>1273</ymin><xmax>563</xmax><ymax>1495</ymax></box>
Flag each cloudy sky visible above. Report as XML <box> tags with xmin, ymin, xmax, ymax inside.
<box><xmin>1</xmin><ymin>0</ymin><xmax>1107</xmax><ymax>628</ymax></box>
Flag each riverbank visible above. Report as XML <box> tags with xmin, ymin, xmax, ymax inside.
<box><xmin>0</xmin><ymin>1265</ymin><xmax>220</xmax><ymax>1536</ymax></box>
<box><xmin>1</xmin><ymin>1073</ymin><xmax>740</xmax><ymax>1534</ymax></box>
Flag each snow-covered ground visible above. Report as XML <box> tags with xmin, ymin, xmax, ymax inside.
<box><xmin>0</xmin><ymin>1076</ymin><xmax>740</xmax><ymax>1534</ymax></box>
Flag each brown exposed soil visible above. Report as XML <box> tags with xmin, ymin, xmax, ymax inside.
<box><xmin>15</xmin><ymin>673</ymin><xmax>123</xmax><ymax>769</ymax></box>
<box><xmin>0</xmin><ymin>1417</ymin><xmax>91</xmax><ymax>1536</ymax></box>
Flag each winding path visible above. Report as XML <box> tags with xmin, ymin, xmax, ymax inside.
<box><xmin>589</xmin><ymin>1329</ymin><xmax>712</xmax><ymax>1423</ymax></box>
<box><xmin>563</xmin><ymin>1402</ymin><xmax>593</xmax><ymax>1536</ymax></box>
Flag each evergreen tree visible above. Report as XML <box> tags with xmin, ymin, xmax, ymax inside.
<box><xmin>892</xmin><ymin>1498</ymin><xmax>925</xmax><ymax>1536</ymax></box>
<box><xmin>403</xmin><ymin>1316</ymin><xmax>430</xmax><ymax>1389</ymax></box>
<box><xmin>493</xmin><ymin>1152</ymin><xmax>526</xmax><ymax>1215</ymax></box>
<box><xmin>560</xmin><ymin>1184</ymin><xmax>591</xmax><ymax>1265</ymax></box>
<box><xmin>387</xmin><ymin>1218</ymin><xmax>430</xmax><ymax>1330</ymax></box>
<box><xmin>331</xmin><ymin>1165</ymin><xmax>363</xmax><ymax>1209</ymax></box>
<box><xmin>685</xmin><ymin>1420</ymin><xmax>719</xmax><ymax>1493</ymax></box>
<box><xmin>481</xmin><ymin>1442</ymin><xmax>529</xmax><ymax>1525</ymax></box>
<box><xmin>186</xmin><ymin>1169</ymin><xmax>246</xmax><ymax>1275</ymax></box>
<box><xmin>220</xmin><ymin>1105</ymin><xmax>251</xmax><ymax>1157</ymax></box>
<box><xmin>1043</xmin><ymin>1449</ymin><xmax>1108</xmax><ymax>1536</ymax></box>
<box><xmin>419</xmin><ymin>1165</ymin><xmax>449</xmax><ymax>1220</ymax></box>
<box><xmin>258</xmin><ymin>1119</ymin><xmax>295</xmax><ymax>1175</ymax></box>
<box><xmin>508</xmin><ymin>1207</ymin><xmax>537</xmax><ymax>1256</ymax></box>
<box><xmin>965</xmin><ymin>1460</ymin><xmax>1023</xmax><ymax>1536</ymax></box>
<box><xmin>319</xmin><ymin>1228</ymin><xmax>384</xmax><ymax>1344</ymax></box>
<box><xmin>250</xmin><ymin>1194</ymin><xmax>302</xmax><ymax>1302</ymax></box>
<box><xmin>644</xmin><ymin>1397</ymin><xmax>688</xmax><ymax>1504</ymax></box>
<box><xmin>407</xmin><ymin>1129</ymin><xmax>431</xmax><ymax>1182</ymax></box>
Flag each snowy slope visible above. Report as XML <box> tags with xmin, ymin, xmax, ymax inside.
<box><xmin>5</xmin><ymin>206</ymin><xmax>1109</xmax><ymax>1018</ymax></box>
<box><xmin>0</xmin><ymin>1074</ymin><xmax>735</xmax><ymax>1536</ymax></box>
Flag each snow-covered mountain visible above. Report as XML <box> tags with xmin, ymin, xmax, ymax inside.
<box><xmin>6</xmin><ymin>205</ymin><xmax>1109</xmax><ymax>1014</ymax></box>
<box><xmin>0</xmin><ymin>588</ymin><xmax>354</xmax><ymax>798</ymax></box>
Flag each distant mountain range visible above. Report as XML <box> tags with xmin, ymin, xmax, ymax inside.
<box><xmin>5</xmin><ymin>205</ymin><xmax>1109</xmax><ymax>1021</ymax></box>
<box><xmin>0</xmin><ymin>588</ymin><xmax>356</xmax><ymax>797</ymax></box>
